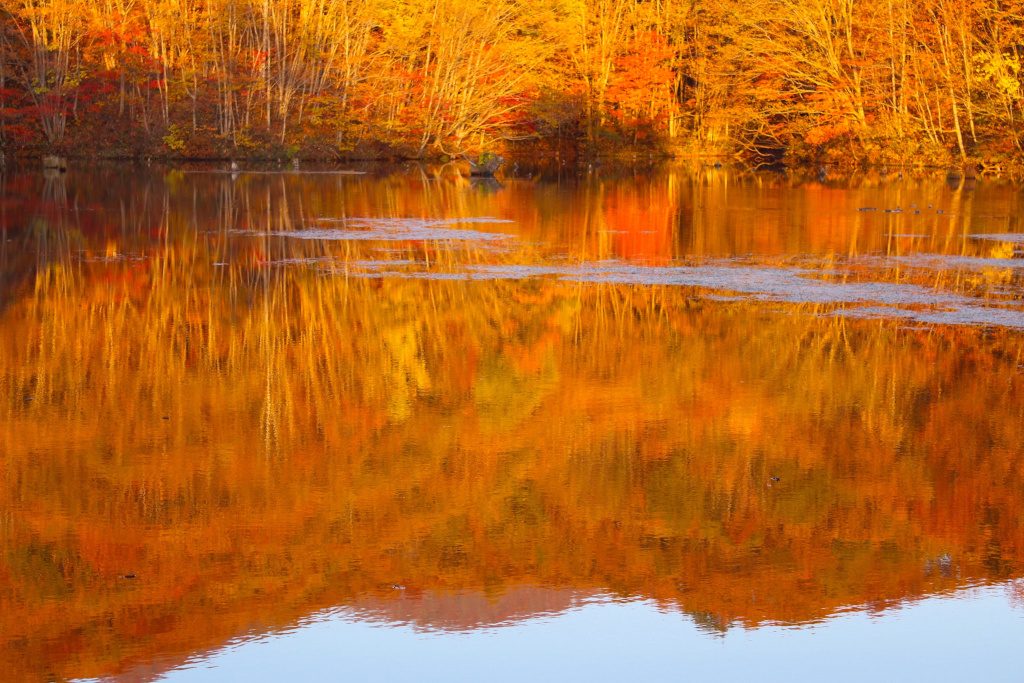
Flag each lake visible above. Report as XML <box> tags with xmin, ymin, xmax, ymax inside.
<box><xmin>1</xmin><ymin>163</ymin><xmax>1022</xmax><ymax>681</ymax></box>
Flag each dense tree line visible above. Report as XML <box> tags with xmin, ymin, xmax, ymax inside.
<box><xmin>1</xmin><ymin>0</ymin><xmax>1023</xmax><ymax>165</ymax></box>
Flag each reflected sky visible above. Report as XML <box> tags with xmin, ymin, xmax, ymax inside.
<box><xmin>1</xmin><ymin>163</ymin><xmax>1023</xmax><ymax>681</ymax></box>
<box><xmin>163</xmin><ymin>584</ymin><xmax>1024</xmax><ymax>682</ymax></box>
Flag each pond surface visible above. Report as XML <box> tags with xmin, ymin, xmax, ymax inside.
<box><xmin>1</xmin><ymin>164</ymin><xmax>1023</xmax><ymax>681</ymax></box>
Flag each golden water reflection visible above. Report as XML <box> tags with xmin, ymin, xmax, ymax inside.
<box><xmin>0</xmin><ymin>166</ymin><xmax>1023</xmax><ymax>680</ymax></box>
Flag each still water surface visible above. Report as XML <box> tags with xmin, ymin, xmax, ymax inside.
<box><xmin>1</xmin><ymin>164</ymin><xmax>1023</xmax><ymax>681</ymax></box>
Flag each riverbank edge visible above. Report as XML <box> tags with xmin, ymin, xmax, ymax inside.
<box><xmin>7</xmin><ymin>151</ymin><xmax>1023</xmax><ymax>182</ymax></box>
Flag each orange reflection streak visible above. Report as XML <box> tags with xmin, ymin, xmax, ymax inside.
<box><xmin>0</xmin><ymin>167</ymin><xmax>1022</xmax><ymax>681</ymax></box>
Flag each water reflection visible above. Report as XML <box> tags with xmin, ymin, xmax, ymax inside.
<box><xmin>166</xmin><ymin>584</ymin><xmax>1024</xmax><ymax>682</ymax></box>
<box><xmin>0</xmin><ymin>165</ymin><xmax>1022</xmax><ymax>680</ymax></box>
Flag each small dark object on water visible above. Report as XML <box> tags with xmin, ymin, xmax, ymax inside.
<box><xmin>391</xmin><ymin>584</ymin><xmax>406</xmax><ymax>591</ymax></box>
<box><xmin>43</xmin><ymin>155</ymin><xmax>68</xmax><ymax>172</ymax></box>
<box><xmin>858</xmin><ymin>207</ymin><xmax>877</xmax><ymax>212</ymax></box>
<box><xmin>770</xmin><ymin>476</ymin><xmax>780</xmax><ymax>482</ymax></box>
<box><xmin>468</xmin><ymin>152</ymin><xmax>503</xmax><ymax>177</ymax></box>
<box><xmin>161</xmin><ymin>415</ymin><xmax>170</xmax><ymax>420</ymax></box>
<box><xmin>924</xmin><ymin>553</ymin><xmax>954</xmax><ymax>578</ymax></box>
<box><xmin>947</xmin><ymin>164</ymin><xmax>977</xmax><ymax>181</ymax></box>
<box><xmin>121</xmin><ymin>573</ymin><xmax>137</xmax><ymax>580</ymax></box>
<box><xmin>885</xmin><ymin>208</ymin><xmax>903</xmax><ymax>213</ymax></box>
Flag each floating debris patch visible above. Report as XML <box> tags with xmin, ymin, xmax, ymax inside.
<box><xmin>339</xmin><ymin>260</ymin><xmax>1024</xmax><ymax>329</ymax></box>
<box><xmin>839</xmin><ymin>305</ymin><xmax>1024</xmax><ymax>328</ymax></box>
<box><xmin>236</xmin><ymin>217</ymin><xmax>515</xmax><ymax>243</ymax></box>
<box><xmin>79</xmin><ymin>252</ymin><xmax>148</xmax><ymax>263</ymax></box>
<box><xmin>261</xmin><ymin>256</ymin><xmax>336</xmax><ymax>266</ymax></box>
<box><xmin>186</xmin><ymin>169</ymin><xmax>366</xmax><ymax>176</ymax></box>
<box><xmin>969</xmin><ymin>233</ymin><xmax>1024</xmax><ymax>244</ymax></box>
<box><xmin>874</xmin><ymin>254</ymin><xmax>1024</xmax><ymax>270</ymax></box>
<box><xmin>319</xmin><ymin>260</ymin><xmax>426</xmax><ymax>276</ymax></box>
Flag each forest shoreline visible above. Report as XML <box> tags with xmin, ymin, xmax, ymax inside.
<box><xmin>7</xmin><ymin>149</ymin><xmax>1022</xmax><ymax>182</ymax></box>
<box><xmin>5</xmin><ymin>0</ymin><xmax>1024</xmax><ymax>181</ymax></box>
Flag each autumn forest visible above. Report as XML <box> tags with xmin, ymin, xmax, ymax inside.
<box><xmin>2</xmin><ymin>0</ymin><xmax>1024</xmax><ymax>166</ymax></box>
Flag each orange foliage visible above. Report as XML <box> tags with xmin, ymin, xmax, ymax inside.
<box><xmin>2</xmin><ymin>0</ymin><xmax>1023</xmax><ymax>162</ymax></box>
